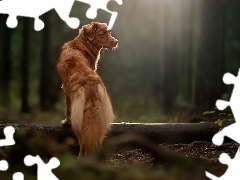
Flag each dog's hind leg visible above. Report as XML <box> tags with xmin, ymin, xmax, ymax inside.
<box><xmin>61</xmin><ymin>93</ymin><xmax>72</xmax><ymax>127</ymax></box>
<box><xmin>78</xmin><ymin>138</ymin><xmax>86</xmax><ymax>158</ymax></box>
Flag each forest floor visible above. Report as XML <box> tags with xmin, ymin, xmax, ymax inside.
<box><xmin>0</xmin><ymin>110</ymin><xmax>237</xmax><ymax>179</ymax></box>
<box><xmin>63</xmin><ymin>140</ymin><xmax>238</xmax><ymax>180</ymax></box>
<box><xmin>106</xmin><ymin>141</ymin><xmax>239</xmax><ymax>165</ymax></box>
<box><xmin>101</xmin><ymin>141</ymin><xmax>239</xmax><ymax>179</ymax></box>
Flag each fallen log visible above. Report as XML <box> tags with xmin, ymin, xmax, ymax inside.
<box><xmin>0</xmin><ymin>122</ymin><xmax>232</xmax><ymax>144</ymax></box>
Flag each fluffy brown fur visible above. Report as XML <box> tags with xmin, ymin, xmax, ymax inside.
<box><xmin>57</xmin><ymin>22</ymin><xmax>118</xmax><ymax>158</ymax></box>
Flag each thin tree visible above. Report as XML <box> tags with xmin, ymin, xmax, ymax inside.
<box><xmin>194</xmin><ymin>0</ymin><xmax>226</xmax><ymax>111</ymax></box>
<box><xmin>0</xmin><ymin>15</ymin><xmax>12</xmax><ymax>107</ymax></box>
<box><xmin>21</xmin><ymin>18</ymin><xmax>30</xmax><ymax>113</ymax></box>
<box><xmin>158</xmin><ymin>0</ymin><xmax>181</xmax><ymax>112</ymax></box>
<box><xmin>40</xmin><ymin>13</ymin><xmax>51</xmax><ymax>111</ymax></box>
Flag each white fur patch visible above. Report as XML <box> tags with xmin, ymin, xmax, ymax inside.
<box><xmin>98</xmin><ymin>84</ymin><xmax>105</xmax><ymax>98</ymax></box>
<box><xmin>71</xmin><ymin>87</ymin><xmax>85</xmax><ymax>136</ymax></box>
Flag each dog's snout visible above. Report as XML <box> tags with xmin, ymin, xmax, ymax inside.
<box><xmin>113</xmin><ymin>38</ymin><xmax>118</xmax><ymax>47</ymax></box>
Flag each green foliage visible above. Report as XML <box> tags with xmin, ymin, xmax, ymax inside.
<box><xmin>203</xmin><ymin>107</ymin><xmax>234</xmax><ymax>129</ymax></box>
<box><xmin>203</xmin><ymin>110</ymin><xmax>215</xmax><ymax>116</ymax></box>
<box><xmin>215</xmin><ymin>119</ymin><xmax>223</xmax><ymax>128</ymax></box>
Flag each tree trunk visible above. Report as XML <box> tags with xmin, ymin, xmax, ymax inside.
<box><xmin>21</xmin><ymin>18</ymin><xmax>30</xmax><ymax>113</ymax></box>
<box><xmin>0</xmin><ymin>15</ymin><xmax>3</xmax><ymax>92</ymax></box>
<box><xmin>0</xmin><ymin>15</ymin><xmax>12</xmax><ymax>107</ymax></box>
<box><xmin>194</xmin><ymin>0</ymin><xmax>226</xmax><ymax>112</ymax></box>
<box><xmin>0</xmin><ymin>122</ymin><xmax>232</xmax><ymax>145</ymax></box>
<box><xmin>177</xmin><ymin>0</ymin><xmax>194</xmax><ymax>104</ymax></box>
<box><xmin>39</xmin><ymin>13</ymin><xmax>52</xmax><ymax>111</ymax></box>
<box><xmin>158</xmin><ymin>0</ymin><xmax>180</xmax><ymax>112</ymax></box>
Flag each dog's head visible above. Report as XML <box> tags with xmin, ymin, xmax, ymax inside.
<box><xmin>82</xmin><ymin>22</ymin><xmax>118</xmax><ymax>50</ymax></box>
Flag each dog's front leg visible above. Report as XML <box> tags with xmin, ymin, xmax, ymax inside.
<box><xmin>61</xmin><ymin>93</ymin><xmax>72</xmax><ymax>127</ymax></box>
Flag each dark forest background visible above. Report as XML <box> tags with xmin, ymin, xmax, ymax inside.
<box><xmin>0</xmin><ymin>0</ymin><xmax>240</xmax><ymax>124</ymax></box>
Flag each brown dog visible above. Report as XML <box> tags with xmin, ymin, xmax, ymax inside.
<box><xmin>57</xmin><ymin>22</ymin><xmax>118</xmax><ymax>158</ymax></box>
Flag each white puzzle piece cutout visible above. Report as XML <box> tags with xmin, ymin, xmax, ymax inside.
<box><xmin>0</xmin><ymin>0</ymin><xmax>123</xmax><ymax>31</ymax></box>
<box><xmin>213</xmin><ymin>71</ymin><xmax>240</xmax><ymax>146</ymax></box>
<box><xmin>0</xmin><ymin>126</ymin><xmax>15</xmax><ymax>147</ymax></box>
<box><xmin>205</xmin><ymin>69</ymin><xmax>240</xmax><ymax>179</ymax></box>
<box><xmin>0</xmin><ymin>160</ymin><xmax>8</xmax><ymax>171</ymax></box>
<box><xmin>77</xmin><ymin>0</ymin><xmax>123</xmax><ymax>30</ymax></box>
<box><xmin>0</xmin><ymin>126</ymin><xmax>24</xmax><ymax>180</ymax></box>
<box><xmin>206</xmin><ymin>150</ymin><xmax>240</xmax><ymax>180</ymax></box>
<box><xmin>0</xmin><ymin>126</ymin><xmax>60</xmax><ymax>180</ymax></box>
<box><xmin>24</xmin><ymin>155</ymin><xmax>60</xmax><ymax>180</ymax></box>
<box><xmin>0</xmin><ymin>0</ymin><xmax>79</xmax><ymax>31</ymax></box>
<box><xmin>13</xmin><ymin>172</ymin><xmax>24</xmax><ymax>180</ymax></box>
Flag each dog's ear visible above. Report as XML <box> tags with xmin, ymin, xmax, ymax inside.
<box><xmin>83</xmin><ymin>22</ymin><xmax>98</xmax><ymax>41</ymax></box>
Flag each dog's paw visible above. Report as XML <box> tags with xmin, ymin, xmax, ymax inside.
<box><xmin>61</xmin><ymin>119</ymin><xmax>71</xmax><ymax>127</ymax></box>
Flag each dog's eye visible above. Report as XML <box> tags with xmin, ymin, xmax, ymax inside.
<box><xmin>101</xmin><ymin>31</ymin><xmax>105</xmax><ymax>35</ymax></box>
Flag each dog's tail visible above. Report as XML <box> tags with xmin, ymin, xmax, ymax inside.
<box><xmin>76</xmin><ymin>84</ymin><xmax>114</xmax><ymax>158</ymax></box>
<box><xmin>96</xmin><ymin>84</ymin><xmax>114</xmax><ymax>132</ymax></box>
<box><xmin>71</xmin><ymin>86</ymin><xmax>85</xmax><ymax>139</ymax></box>
<box><xmin>70</xmin><ymin>84</ymin><xmax>114</xmax><ymax>158</ymax></box>
<box><xmin>82</xmin><ymin>83</ymin><xmax>114</xmax><ymax>141</ymax></box>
